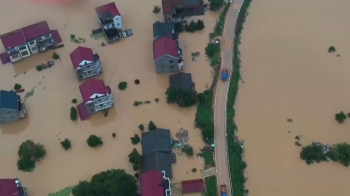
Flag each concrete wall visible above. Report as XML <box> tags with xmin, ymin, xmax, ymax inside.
<box><xmin>155</xmin><ymin>55</ymin><xmax>180</xmax><ymax>73</ymax></box>
<box><xmin>0</xmin><ymin>108</ymin><xmax>19</xmax><ymax>124</ymax></box>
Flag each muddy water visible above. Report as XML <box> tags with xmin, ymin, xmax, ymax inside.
<box><xmin>0</xmin><ymin>0</ymin><xmax>218</xmax><ymax>195</ymax></box>
<box><xmin>235</xmin><ymin>0</ymin><xmax>350</xmax><ymax>195</ymax></box>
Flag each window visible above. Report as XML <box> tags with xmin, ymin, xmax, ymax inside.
<box><xmin>45</xmin><ymin>34</ymin><xmax>50</xmax><ymax>38</ymax></box>
<box><xmin>170</xmin><ymin>60</ymin><xmax>173</xmax><ymax>63</ymax></box>
<box><xmin>29</xmin><ymin>41</ymin><xmax>35</xmax><ymax>45</ymax></box>
<box><xmin>170</xmin><ymin>66</ymin><xmax>174</xmax><ymax>69</ymax></box>
<box><xmin>31</xmin><ymin>47</ymin><xmax>37</xmax><ymax>51</ymax></box>
<box><xmin>90</xmin><ymin>109</ymin><xmax>94</xmax><ymax>112</ymax></box>
<box><xmin>12</xmin><ymin>54</ymin><xmax>19</xmax><ymax>58</ymax></box>
<box><xmin>88</xmin><ymin>71</ymin><xmax>92</xmax><ymax>74</ymax></box>
<box><xmin>21</xmin><ymin>51</ymin><xmax>29</xmax><ymax>56</ymax></box>
<box><xmin>19</xmin><ymin>46</ymin><xmax>26</xmax><ymax>50</ymax></box>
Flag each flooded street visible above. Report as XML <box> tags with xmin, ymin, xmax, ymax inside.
<box><xmin>235</xmin><ymin>0</ymin><xmax>350</xmax><ymax>195</ymax></box>
<box><xmin>0</xmin><ymin>0</ymin><xmax>218</xmax><ymax>195</ymax></box>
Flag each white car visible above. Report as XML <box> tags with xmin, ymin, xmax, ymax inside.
<box><xmin>229</xmin><ymin>0</ymin><xmax>233</xmax><ymax>3</ymax></box>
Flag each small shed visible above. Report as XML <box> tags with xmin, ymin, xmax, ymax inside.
<box><xmin>181</xmin><ymin>179</ymin><xmax>205</xmax><ymax>194</ymax></box>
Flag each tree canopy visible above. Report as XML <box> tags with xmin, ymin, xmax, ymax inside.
<box><xmin>300</xmin><ymin>143</ymin><xmax>327</xmax><ymax>165</ymax></box>
<box><xmin>165</xmin><ymin>87</ymin><xmax>198</xmax><ymax>107</ymax></box>
<box><xmin>72</xmin><ymin>169</ymin><xmax>139</xmax><ymax>196</ymax></box>
<box><xmin>335</xmin><ymin>111</ymin><xmax>347</xmax><ymax>123</ymax></box>
<box><xmin>209</xmin><ymin>0</ymin><xmax>225</xmax><ymax>11</ymax></box>
<box><xmin>17</xmin><ymin>140</ymin><xmax>47</xmax><ymax>172</ymax></box>
<box><xmin>334</xmin><ymin>143</ymin><xmax>350</xmax><ymax>166</ymax></box>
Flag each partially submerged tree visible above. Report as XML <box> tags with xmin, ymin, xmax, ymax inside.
<box><xmin>130</xmin><ymin>134</ymin><xmax>141</xmax><ymax>145</ymax></box>
<box><xmin>300</xmin><ymin>143</ymin><xmax>327</xmax><ymax>164</ymax></box>
<box><xmin>60</xmin><ymin>139</ymin><xmax>72</xmax><ymax>150</ymax></box>
<box><xmin>138</xmin><ymin>124</ymin><xmax>144</xmax><ymax>131</ymax></box>
<box><xmin>335</xmin><ymin>111</ymin><xmax>346</xmax><ymax>123</ymax></box>
<box><xmin>128</xmin><ymin>148</ymin><xmax>141</xmax><ymax>171</ymax></box>
<box><xmin>334</xmin><ymin>143</ymin><xmax>350</xmax><ymax>166</ymax></box>
<box><xmin>17</xmin><ymin>140</ymin><xmax>47</xmax><ymax>172</ymax></box>
<box><xmin>148</xmin><ymin>121</ymin><xmax>157</xmax><ymax>131</ymax></box>
<box><xmin>165</xmin><ymin>87</ymin><xmax>198</xmax><ymax>107</ymax></box>
<box><xmin>87</xmin><ymin>135</ymin><xmax>103</xmax><ymax>148</ymax></box>
<box><xmin>72</xmin><ymin>169</ymin><xmax>138</xmax><ymax>196</ymax></box>
<box><xmin>205</xmin><ymin>43</ymin><xmax>220</xmax><ymax>58</ymax></box>
<box><xmin>209</xmin><ymin>0</ymin><xmax>225</xmax><ymax>11</ymax></box>
<box><xmin>14</xmin><ymin>83</ymin><xmax>22</xmax><ymax>91</ymax></box>
<box><xmin>153</xmin><ymin>5</ymin><xmax>161</xmax><ymax>14</ymax></box>
<box><xmin>70</xmin><ymin>107</ymin><xmax>78</xmax><ymax>121</ymax></box>
<box><xmin>118</xmin><ymin>82</ymin><xmax>128</xmax><ymax>90</ymax></box>
<box><xmin>182</xmin><ymin>145</ymin><xmax>194</xmax><ymax>156</ymax></box>
<box><xmin>328</xmin><ymin>46</ymin><xmax>336</xmax><ymax>53</ymax></box>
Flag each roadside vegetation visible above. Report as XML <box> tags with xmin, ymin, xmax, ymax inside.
<box><xmin>209</xmin><ymin>0</ymin><xmax>225</xmax><ymax>11</ymax></box>
<box><xmin>210</xmin><ymin>2</ymin><xmax>231</xmax><ymax>38</ymax></box>
<box><xmin>204</xmin><ymin>176</ymin><xmax>218</xmax><ymax>196</ymax></box>
<box><xmin>17</xmin><ymin>140</ymin><xmax>47</xmax><ymax>172</ymax></box>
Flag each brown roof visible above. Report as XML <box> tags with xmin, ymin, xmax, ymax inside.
<box><xmin>162</xmin><ymin>0</ymin><xmax>183</xmax><ymax>15</ymax></box>
<box><xmin>21</xmin><ymin>21</ymin><xmax>51</xmax><ymax>41</ymax></box>
<box><xmin>0</xmin><ymin>30</ymin><xmax>26</xmax><ymax>49</ymax></box>
<box><xmin>70</xmin><ymin>46</ymin><xmax>95</xmax><ymax>69</ymax></box>
<box><xmin>181</xmin><ymin>179</ymin><xmax>205</xmax><ymax>193</ymax></box>
<box><xmin>153</xmin><ymin>37</ymin><xmax>179</xmax><ymax>60</ymax></box>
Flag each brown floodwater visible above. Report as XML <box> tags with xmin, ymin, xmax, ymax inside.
<box><xmin>0</xmin><ymin>0</ymin><xmax>219</xmax><ymax>195</ymax></box>
<box><xmin>235</xmin><ymin>0</ymin><xmax>350</xmax><ymax>195</ymax></box>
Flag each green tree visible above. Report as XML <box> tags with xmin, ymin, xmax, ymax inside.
<box><xmin>17</xmin><ymin>140</ymin><xmax>47</xmax><ymax>172</ymax></box>
<box><xmin>165</xmin><ymin>87</ymin><xmax>198</xmax><ymax>107</ymax></box>
<box><xmin>209</xmin><ymin>0</ymin><xmax>225</xmax><ymax>11</ymax></box>
<box><xmin>205</xmin><ymin>43</ymin><xmax>220</xmax><ymax>58</ymax></box>
<box><xmin>334</xmin><ymin>143</ymin><xmax>350</xmax><ymax>166</ymax></box>
<box><xmin>300</xmin><ymin>143</ymin><xmax>327</xmax><ymax>164</ymax></box>
<box><xmin>14</xmin><ymin>83</ymin><xmax>22</xmax><ymax>90</ymax></box>
<box><xmin>72</xmin><ymin>169</ymin><xmax>138</xmax><ymax>196</ymax></box>
<box><xmin>148</xmin><ymin>121</ymin><xmax>157</xmax><ymax>131</ymax></box>
<box><xmin>153</xmin><ymin>5</ymin><xmax>161</xmax><ymax>14</ymax></box>
<box><xmin>130</xmin><ymin>134</ymin><xmax>141</xmax><ymax>145</ymax></box>
<box><xmin>128</xmin><ymin>148</ymin><xmax>141</xmax><ymax>171</ymax></box>
<box><xmin>118</xmin><ymin>82</ymin><xmax>128</xmax><ymax>90</ymax></box>
<box><xmin>196</xmin><ymin>19</ymin><xmax>205</xmax><ymax>30</ymax></box>
<box><xmin>71</xmin><ymin>99</ymin><xmax>77</xmax><ymax>104</ymax></box>
<box><xmin>328</xmin><ymin>46</ymin><xmax>336</xmax><ymax>53</ymax></box>
<box><xmin>87</xmin><ymin>135</ymin><xmax>103</xmax><ymax>148</ymax></box>
<box><xmin>52</xmin><ymin>52</ymin><xmax>60</xmax><ymax>59</ymax></box>
<box><xmin>182</xmin><ymin>145</ymin><xmax>194</xmax><ymax>156</ymax></box>
<box><xmin>138</xmin><ymin>124</ymin><xmax>144</xmax><ymax>131</ymax></box>
<box><xmin>335</xmin><ymin>111</ymin><xmax>346</xmax><ymax>123</ymax></box>
<box><xmin>185</xmin><ymin>20</ymin><xmax>198</xmax><ymax>32</ymax></box>
<box><xmin>60</xmin><ymin>139</ymin><xmax>71</xmax><ymax>150</ymax></box>
<box><xmin>70</xmin><ymin>107</ymin><xmax>78</xmax><ymax>121</ymax></box>
<box><xmin>174</xmin><ymin>23</ymin><xmax>184</xmax><ymax>33</ymax></box>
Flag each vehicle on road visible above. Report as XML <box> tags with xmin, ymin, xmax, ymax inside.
<box><xmin>221</xmin><ymin>68</ymin><xmax>228</xmax><ymax>81</ymax></box>
<box><xmin>221</xmin><ymin>185</ymin><xmax>228</xmax><ymax>196</ymax></box>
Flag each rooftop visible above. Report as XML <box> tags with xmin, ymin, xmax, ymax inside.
<box><xmin>21</xmin><ymin>21</ymin><xmax>51</xmax><ymax>41</ymax></box>
<box><xmin>0</xmin><ymin>30</ymin><xmax>26</xmax><ymax>49</ymax></box>
<box><xmin>95</xmin><ymin>2</ymin><xmax>120</xmax><ymax>18</ymax></box>
<box><xmin>181</xmin><ymin>179</ymin><xmax>205</xmax><ymax>194</ymax></box>
<box><xmin>141</xmin><ymin>170</ymin><xmax>165</xmax><ymax>196</ymax></box>
<box><xmin>153</xmin><ymin>22</ymin><xmax>176</xmax><ymax>40</ymax></box>
<box><xmin>141</xmin><ymin>129</ymin><xmax>172</xmax><ymax>155</ymax></box>
<box><xmin>0</xmin><ymin>179</ymin><xmax>26</xmax><ymax>196</ymax></box>
<box><xmin>0</xmin><ymin>90</ymin><xmax>18</xmax><ymax>111</ymax></box>
<box><xmin>141</xmin><ymin>152</ymin><xmax>173</xmax><ymax>178</ymax></box>
<box><xmin>162</xmin><ymin>0</ymin><xmax>202</xmax><ymax>15</ymax></box>
<box><xmin>70</xmin><ymin>46</ymin><xmax>95</xmax><ymax>69</ymax></box>
<box><xmin>79</xmin><ymin>79</ymin><xmax>111</xmax><ymax>103</ymax></box>
<box><xmin>170</xmin><ymin>72</ymin><xmax>195</xmax><ymax>91</ymax></box>
<box><xmin>153</xmin><ymin>37</ymin><xmax>179</xmax><ymax>60</ymax></box>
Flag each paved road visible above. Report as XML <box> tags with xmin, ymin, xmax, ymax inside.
<box><xmin>214</xmin><ymin>0</ymin><xmax>244</xmax><ymax>195</ymax></box>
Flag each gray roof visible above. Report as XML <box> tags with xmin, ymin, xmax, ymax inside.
<box><xmin>183</xmin><ymin>0</ymin><xmax>202</xmax><ymax>6</ymax></box>
<box><xmin>141</xmin><ymin>128</ymin><xmax>172</xmax><ymax>155</ymax></box>
<box><xmin>141</xmin><ymin>152</ymin><xmax>173</xmax><ymax>178</ymax></box>
<box><xmin>153</xmin><ymin>22</ymin><xmax>176</xmax><ymax>40</ymax></box>
<box><xmin>0</xmin><ymin>90</ymin><xmax>18</xmax><ymax>110</ymax></box>
<box><xmin>169</xmin><ymin>72</ymin><xmax>195</xmax><ymax>91</ymax></box>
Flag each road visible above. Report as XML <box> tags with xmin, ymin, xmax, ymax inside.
<box><xmin>214</xmin><ymin>0</ymin><xmax>244</xmax><ymax>196</ymax></box>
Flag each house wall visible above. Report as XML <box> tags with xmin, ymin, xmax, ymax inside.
<box><xmin>0</xmin><ymin>108</ymin><xmax>20</xmax><ymax>124</ymax></box>
<box><xmin>27</xmin><ymin>33</ymin><xmax>53</xmax><ymax>54</ymax></box>
<box><xmin>155</xmin><ymin>55</ymin><xmax>179</xmax><ymax>73</ymax></box>
<box><xmin>75</xmin><ymin>60</ymin><xmax>102</xmax><ymax>81</ymax></box>
<box><xmin>84</xmin><ymin>94</ymin><xmax>114</xmax><ymax>115</ymax></box>
<box><xmin>164</xmin><ymin>15</ymin><xmax>173</xmax><ymax>23</ymax></box>
<box><xmin>113</xmin><ymin>16</ymin><xmax>123</xmax><ymax>29</ymax></box>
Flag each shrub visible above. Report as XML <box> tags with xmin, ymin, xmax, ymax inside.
<box><xmin>192</xmin><ymin>168</ymin><xmax>197</xmax><ymax>172</ymax></box>
<box><xmin>175</xmin><ymin>23</ymin><xmax>184</xmax><ymax>33</ymax></box>
<box><xmin>118</xmin><ymin>82</ymin><xmax>128</xmax><ymax>90</ymax></box>
<box><xmin>155</xmin><ymin>98</ymin><xmax>159</xmax><ymax>103</ymax></box>
<box><xmin>153</xmin><ymin>5</ymin><xmax>161</xmax><ymax>14</ymax></box>
<box><xmin>87</xmin><ymin>135</ymin><xmax>103</xmax><ymax>147</ymax></box>
<box><xmin>70</xmin><ymin>107</ymin><xmax>78</xmax><ymax>121</ymax></box>
<box><xmin>14</xmin><ymin>83</ymin><xmax>22</xmax><ymax>90</ymax></box>
<box><xmin>196</xmin><ymin>19</ymin><xmax>205</xmax><ymax>30</ymax></box>
<box><xmin>209</xmin><ymin>0</ymin><xmax>225</xmax><ymax>11</ymax></box>
<box><xmin>148</xmin><ymin>121</ymin><xmax>157</xmax><ymax>131</ymax></box>
<box><xmin>328</xmin><ymin>46</ymin><xmax>336</xmax><ymax>53</ymax></box>
<box><xmin>165</xmin><ymin>87</ymin><xmax>198</xmax><ymax>107</ymax></box>
<box><xmin>138</xmin><ymin>124</ymin><xmax>144</xmax><ymax>131</ymax></box>
<box><xmin>130</xmin><ymin>134</ymin><xmax>140</xmax><ymax>145</ymax></box>
<box><xmin>17</xmin><ymin>140</ymin><xmax>47</xmax><ymax>172</ymax></box>
<box><xmin>71</xmin><ymin>99</ymin><xmax>77</xmax><ymax>104</ymax></box>
<box><xmin>334</xmin><ymin>143</ymin><xmax>350</xmax><ymax>166</ymax></box>
<box><xmin>36</xmin><ymin>65</ymin><xmax>43</xmax><ymax>71</ymax></box>
<box><xmin>335</xmin><ymin>111</ymin><xmax>346</xmax><ymax>123</ymax></box>
<box><xmin>133</xmin><ymin>164</ymin><xmax>139</xmax><ymax>171</ymax></box>
<box><xmin>52</xmin><ymin>52</ymin><xmax>60</xmax><ymax>59</ymax></box>
<box><xmin>205</xmin><ymin>43</ymin><xmax>220</xmax><ymax>58</ymax></box>
<box><xmin>182</xmin><ymin>145</ymin><xmax>194</xmax><ymax>156</ymax></box>
<box><xmin>61</xmin><ymin>139</ymin><xmax>71</xmax><ymax>150</ymax></box>
<box><xmin>134</xmin><ymin>79</ymin><xmax>140</xmax><ymax>84</ymax></box>
<box><xmin>134</xmin><ymin>101</ymin><xmax>143</xmax><ymax>106</ymax></box>
<box><xmin>128</xmin><ymin>148</ymin><xmax>141</xmax><ymax>171</ymax></box>
<box><xmin>300</xmin><ymin>143</ymin><xmax>327</xmax><ymax>164</ymax></box>
<box><xmin>112</xmin><ymin>133</ymin><xmax>116</xmax><ymax>138</ymax></box>
<box><xmin>185</xmin><ymin>20</ymin><xmax>198</xmax><ymax>32</ymax></box>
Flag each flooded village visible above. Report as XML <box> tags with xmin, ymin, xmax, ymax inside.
<box><xmin>0</xmin><ymin>0</ymin><xmax>219</xmax><ymax>195</ymax></box>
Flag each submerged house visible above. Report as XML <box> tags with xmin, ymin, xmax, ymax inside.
<box><xmin>95</xmin><ymin>2</ymin><xmax>123</xmax><ymax>42</ymax></box>
<box><xmin>141</xmin><ymin>129</ymin><xmax>175</xmax><ymax>178</ymax></box>
<box><xmin>162</xmin><ymin>0</ymin><xmax>205</xmax><ymax>23</ymax></box>
<box><xmin>77</xmin><ymin>79</ymin><xmax>114</xmax><ymax>121</ymax></box>
<box><xmin>169</xmin><ymin>72</ymin><xmax>195</xmax><ymax>90</ymax></box>
<box><xmin>0</xmin><ymin>90</ymin><xmax>26</xmax><ymax>124</ymax></box>
<box><xmin>0</xmin><ymin>21</ymin><xmax>62</xmax><ymax>64</ymax></box>
<box><xmin>70</xmin><ymin>46</ymin><xmax>102</xmax><ymax>81</ymax></box>
<box><xmin>141</xmin><ymin>170</ymin><xmax>172</xmax><ymax>196</ymax></box>
<box><xmin>181</xmin><ymin>179</ymin><xmax>205</xmax><ymax>194</ymax></box>
<box><xmin>153</xmin><ymin>37</ymin><xmax>184</xmax><ymax>73</ymax></box>
<box><xmin>153</xmin><ymin>21</ymin><xmax>178</xmax><ymax>41</ymax></box>
<box><xmin>0</xmin><ymin>178</ymin><xmax>28</xmax><ymax>196</ymax></box>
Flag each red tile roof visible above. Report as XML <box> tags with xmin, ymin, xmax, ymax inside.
<box><xmin>70</xmin><ymin>46</ymin><xmax>95</xmax><ymax>69</ymax></box>
<box><xmin>0</xmin><ymin>30</ymin><xmax>26</xmax><ymax>49</ymax></box>
<box><xmin>153</xmin><ymin>37</ymin><xmax>179</xmax><ymax>60</ymax></box>
<box><xmin>79</xmin><ymin>79</ymin><xmax>111</xmax><ymax>103</ymax></box>
<box><xmin>77</xmin><ymin>102</ymin><xmax>90</xmax><ymax>121</ymax></box>
<box><xmin>162</xmin><ymin>0</ymin><xmax>183</xmax><ymax>15</ymax></box>
<box><xmin>21</xmin><ymin>21</ymin><xmax>51</xmax><ymax>41</ymax></box>
<box><xmin>95</xmin><ymin>2</ymin><xmax>120</xmax><ymax>17</ymax></box>
<box><xmin>0</xmin><ymin>179</ymin><xmax>20</xmax><ymax>196</ymax></box>
<box><xmin>141</xmin><ymin>170</ymin><xmax>164</xmax><ymax>196</ymax></box>
<box><xmin>181</xmin><ymin>179</ymin><xmax>205</xmax><ymax>194</ymax></box>
<box><xmin>0</xmin><ymin>53</ymin><xmax>10</xmax><ymax>65</ymax></box>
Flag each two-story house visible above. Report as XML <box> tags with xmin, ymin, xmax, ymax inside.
<box><xmin>153</xmin><ymin>36</ymin><xmax>184</xmax><ymax>73</ymax></box>
<box><xmin>162</xmin><ymin>0</ymin><xmax>205</xmax><ymax>23</ymax></box>
<box><xmin>95</xmin><ymin>2</ymin><xmax>123</xmax><ymax>42</ymax></box>
<box><xmin>169</xmin><ymin>72</ymin><xmax>195</xmax><ymax>90</ymax></box>
<box><xmin>153</xmin><ymin>21</ymin><xmax>178</xmax><ymax>41</ymax></box>
<box><xmin>141</xmin><ymin>170</ymin><xmax>172</xmax><ymax>196</ymax></box>
<box><xmin>0</xmin><ymin>178</ymin><xmax>28</xmax><ymax>196</ymax></box>
<box><xmin>0</xmin><ymin>21</ymin><xmax>62</xmax><ymax>64</ymax></box>
<box><xmin>0</xmin><ymin>90</ymin><xmax>26</xmax><ymax>124</ymax></box>
<box><xmin>77</xmin><ymin>79</ymin><xmax>114</xmax><ymax>120</ymax></box>
<box><xmin>70</xmin><ymin>46</ymin><xmax>102</xmax><ymax>81</ymax></box>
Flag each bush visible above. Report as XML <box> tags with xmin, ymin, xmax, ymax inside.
<box><xmin>133</xmin><ymin>164</ymin><xmax>139</xmax><ymax>171</ymax></box>
<box><xmin>60</xmin><ymin>139</ymin><xmax>71</xmax><ymax>150</ymax></box>
<box><xmin>334</xmin><ymin>143</ymin><xmax>350</xmax><ymax>166</ymax></box>
<box><xmin>134</xmin><ymin>79</ymin><xmax>140</xmax><ymax>84</ymax></box>
<box><xmin>128</xmin><ymin>148</ymin><xmax>141</xmax><ymax>171</ymax></box>
<box><xmin>192</xmin><ymin>168</ymin><xmax>197</xmax><ymax>172</ymax></box>
<box><xmin>70</xmin><ymin>107</ymin><xmax>78</xmax><ymax>121</ymax></box>
<box><xmin>205</xmin><ymin>43</ymin><xmax>220</xmax><ymax>58</ymax></box>
<box><xmin>139</xmin><ymin>124</ymin><xmax>144</xmax><ymax>131</ymax></box>
<box><xmin>118</xmin><ymin>81</ymin><xmax>128</xmax><ymax>90</ymax></box>
<box><xmin>72</xmin><ymin>169</ymin><xmax>138</xmax><ymax>196</ymax></box>
<box><xmin>52</xmin><ymin>52</ymin><xmax>60</xmax><ymax>59</ymax></box>
<box><xmin>300</xmin><ymin>143</ymin><xmax>327</xmax><ymax>164</ymax></box>
<box><xmin>335</xmin><ymin>111</ymin><xmax>346</xmax><ymax>123</ymax></box>
<box><xmin>328</xmin><ymin>46</ymin><xmax>336</xmax><ymax>53</ymax></box>
<box><xmin>112</xmin><ymin>133</ymin><xmax>116</xmax><ymax>138</ymax></box>
<box><xmin>14</xmin><ymin>83</ymin><xmax>22</xmax><ymax>90</ymax></box>
<box><xmin>209</xmin><ymin>0</ymin><xmax>225</xmax><ymax>11</ymax></box>
<box><xmin>17</xmin><ymin>140</ymin><xmax>47</xmax><ymax>172</ymax></box>
<box><xmin>153</xmin><ymin>5</ymin><xmax>161</xmax><ymax>14</ymax></box>
<box><xmin>87</xmin><ymin>135</ymin><xmax>103</xmax><ymax>147</ymax></box>
<box><xmin>148</xmin><ymin>121</ymin><xmax>157</xmax><ymax>131</ymax></box>
<box><xmin>182</xmin><ymin>145</ymin><xmax>194</xmax><ymax>156</ymax></box>
<box><xmin>155</xmin><ymin>98</ymin><xmax>159</xmax><ymax>103</ymax></box>
<box><xmin>196</xmin><ymin>19</ymin><xmax>205</xmax><ymax>30</ymax></box>
<box><xmin>175</xmin><ymin>22</ymin><xmax>184</xmax><ymax>33</ymax></box>
<box><xmin>130</xmin><ymin>134</ymin><xmax>140</xmax><ymax>145</ymax></box>
<box><xmin>165</xmin><ymin>87</ymin><xmax>198</xmax><ymax>107</ymax></box>
<box><xmin>71</xmin><ymin>99</ymin><xmax>77</xmax><ymax>104</ymax></box>
<box><xmin>36</xmin><ymin>65</ymin><xmax>43</xmax><ymax>72</ymax></box>
<box><xmin>185</xmin><ymin>20</ymin><xmax>198</xmax><ymax>32</ymax></box>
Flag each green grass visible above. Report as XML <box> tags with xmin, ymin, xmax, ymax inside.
<box><xmin>47</xmin><ymin>186</ymin><xmax>74</xmax><ymax>196</ymax></box>
<box><xmin>226</xmin><ymin>0</ymin><xmax>253</xmax><ymax>195</ymax></box>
